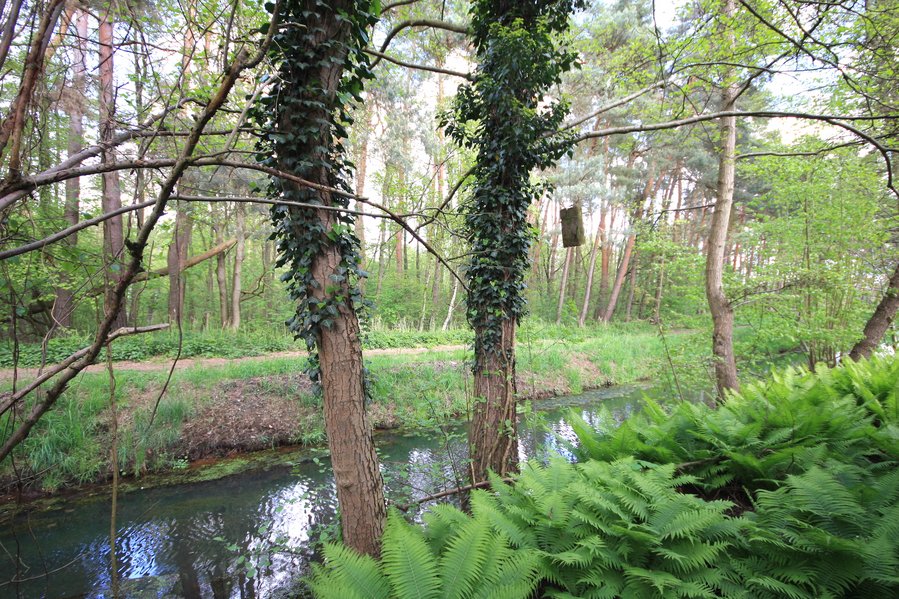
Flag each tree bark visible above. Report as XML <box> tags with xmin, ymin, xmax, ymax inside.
<box><xmin>0</xmin><ymin>0</ymin><xmax>65</xmax><ymax>177</ymax></box>
<box><xmin>275</xmin><ymin>0</ymin><xmax>385</xmax><ymax>556</ymax></box>
<box><xmin>705</xmin><ymin>0</ymin><xmax>740</xmax><ymax>395</ymax></box>
<box><xmin>98</xmin><ymin>8</ymin><xmax>127</xmax><ymax>329</ymax></box>
<box><xmin>470</xmin><ymin>319</ymin><xmax>517</xmax><ymax>482</ymax></box>
<box><xmin>442</xmin><ymin>276</ymin><xmax>459</xmax><ymax>331</ymax></box>
<box><xmin>849</xmin><ymin>261</ymin><xmax>899</xmax><ymax>361</ymax></box>
<box><xmin>556</xmin><ymin>247</ymin><xmax>573</xmax><ymax>325</ymax></box>
<box><xmin>604</xmin><ymin>175</ymin><xmax>652</xmax><ymax>323</ymax></box>
<box><xmin>594</xmin><ymin>206</ymin><xmax>612</xmax><ymax>320</ymax></box>
<box><xmin>213</xmin><ymin>205</ymin><xmax>230</xmax><ymax>328</ymax></box>
<box><xmin>625</xmin><ymin>258</ymin><xmax>638</xmax><ymax>321</ymax></box>
<box><xmin>578</xmin><ymin>211</ymin><xmax>603</xmax><ymax>327</ymax></box>
<box><xmin>166</xmin><ymin>205</ymin><xmax>192</xmax><ymax>323</ymax></box>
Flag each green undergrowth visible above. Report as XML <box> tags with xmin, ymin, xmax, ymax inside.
<box><xmin>313</xmin><ymin>356</ymin><xmax>899</xmax><ymax>599</ymax></box>
<box><xmin>1</xmin><ymin>326</ymin><xmax>683</xmax><ymax>493</ymax></box>
<box><xmin>0</xmin><ymin>321</ymin><xmax>674</xmax><ymax>368</ymax></box>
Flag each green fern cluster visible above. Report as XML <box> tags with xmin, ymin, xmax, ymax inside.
<box><xmin>311</xmin><ymin>357</ymin><xmax>899</xmax><ymax>598</ymax></box>
<box><xmin>309</xmin><ymin>508</ymin><xmax>542</xmax><ymax>599</ymax></box>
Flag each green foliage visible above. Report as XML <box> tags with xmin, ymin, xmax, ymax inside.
<box><xmin>309</xmin><ymin>508</ymin><xmax>541</xmax><ymax>599</ymax></box>
<box><xmin>317</xmin><ymin>357</ymin><xmax>899</xmax><ymax>598</ymax></box>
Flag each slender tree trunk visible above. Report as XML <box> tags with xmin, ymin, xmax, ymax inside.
<box><xmin>442</xmin><ymin>276</ymin><xmax>459</xmax><ymax>331</ymax></box>
<box><xmin>594</xmin><ymin>207</ymin><xmax>612</xmax><ymax>320</ymax></box>
<box><xmin>230</xmin><ymin>202</ymin><xmax>246</xmax><ymax>330</ymax></box>
<box><xmin>98</xmin><ymin>9</ymin><xmax>127</xmax><ymax>329</ymax></box>
<box><xmin>167</xmin><ymin>207</ymin><xmax>192</xmax><ymax>323</ymax></box>
<box><xmin>625</xmin><ymin>259</ymin><xmax>638</xmax><ymax>321</ymax></box>
<box><xmin>578</xmin><ymin>211</ymin><xmax>603</xmax><ymax>327</ymax></box>
<box><xmin>653</xmin><ymin>254</ymin><xmax>666</xmax><ymax>323</ymax></box>
<box><xmin>52</xmin><ymin>9</ymin><xmax>87</xmax><ymax>329</ymax></box>
<box><xmin>263</xmin><ymin>240</ymin><xmax>275</xmax><ymax>315</ymax></box>
<box><xmin>354</xmin><ymin>109</ymin><xmax>370</xmax><ymax>256</ymax></box>
<box><xmin>556</xmin><ymin>247</ymin><xmax>573</xmax><ymax>324</ymax></box>
<box><xmin>849</xmin><ymin>261</ymin><xmax>899</xmax><ymax>361</ymax></box>
<box><xmin>705</xmin><ymin>0</ymin><xmax>740</xmax><ymax>395</ymax></box>
<box><xmin>605</xmin><ymin>172</ymin><xmax>653</xmax><ymax>323</ymax></box>
<box><xmin>213</xmin><ymin>206</ymin><xmax>230</xmax><ymax>328</ymax></box>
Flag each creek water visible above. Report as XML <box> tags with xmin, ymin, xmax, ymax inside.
<box><xmin>0</xmin><ymin>384</ymin><xmax>665</xmax><ymax>598</ymax></box>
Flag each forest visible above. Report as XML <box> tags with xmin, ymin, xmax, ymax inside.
<box><xmin>1</xmin><ymin>0</ymin><xmax>899</xmax><ymax>596</ymax></box>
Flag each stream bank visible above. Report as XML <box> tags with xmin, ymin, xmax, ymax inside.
<box><xmin>2</xmin><ymin>333</ymin><xmax>681</xmax><ymax>496</ymax></box>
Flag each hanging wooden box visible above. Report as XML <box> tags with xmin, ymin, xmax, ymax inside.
<box><xmin>560</xmin><ymin>205</ymin><xmax>586</xmax><ymax>247</ymax></box>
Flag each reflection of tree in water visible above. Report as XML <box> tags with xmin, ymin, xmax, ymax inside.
<box><xmin>380</xmin><ymin>429</ymin><xmax>469</xmax><ymax>511</ymax></box>
<box><xmin>0</xmin><ymin>390</ymin><xmax>651</xmax><ymax>598</ymax></box>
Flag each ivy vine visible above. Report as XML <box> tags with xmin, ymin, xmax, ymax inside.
<box><xmin>442</xmin><ymin>0</ymin><xmax>583</xmax><ymax>365</ymax></box>
<box><xmin>253</xmin><ymin>0</ymin><xmax>379</xmax><ymax>393</ymax></box>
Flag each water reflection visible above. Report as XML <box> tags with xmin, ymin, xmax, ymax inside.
<box><xmin>0</xmin><ymin>385</ymin><xmax>653</xmax><ymax>598</ymax></box>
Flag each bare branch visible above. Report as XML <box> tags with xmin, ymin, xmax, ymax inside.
<box><xmin>365</xmin><ymin>48</ymin><xmax>472</xmax><ymax>80</ymax></box>
<box><xmin>370</xmin><ymin>19</ymin><xmax>468</xmax><ymax>68</ymax></box>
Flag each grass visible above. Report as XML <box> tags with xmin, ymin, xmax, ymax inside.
<box><xmin>1</xmin><ymin>323</ymin><xmax>709</xmax><ymax>492</ymax></box>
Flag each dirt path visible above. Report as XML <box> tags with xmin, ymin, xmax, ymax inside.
<box><xmin>0</xmin><ymin>344</ymin><xmax>469</xmax><ymax>381</ymax></box>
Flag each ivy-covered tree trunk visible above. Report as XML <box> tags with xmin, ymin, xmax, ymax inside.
<box><xmin>447</xmin><ymin>0</ymin><xmax>583</xmax><ymax>484</ymax></box>
<box><xmin>263</xmin><ymin>0</ymin><xmax>385</xmax><ymax>556</ymax></box>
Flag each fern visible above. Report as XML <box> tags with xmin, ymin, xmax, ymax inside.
<box><xmin>312</xmin><ymin>357</ymin><xmax>899</xmax><ymax>598</ymax></box>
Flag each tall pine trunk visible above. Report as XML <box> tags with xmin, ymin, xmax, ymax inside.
<box><xmin>52</xmin><ymin>9</ymin><xmax>87</xmax><ymax>329</ymax></box>
<box><xmin>99</xmin><ymin>8</ymin><xmax>127</xmax><ymax>329</ymax></box>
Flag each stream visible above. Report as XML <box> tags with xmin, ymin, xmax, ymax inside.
<box><xmin>0</xmin><ymin>384</ymin><xmax>668</xmax><ymax>598</ymax></box>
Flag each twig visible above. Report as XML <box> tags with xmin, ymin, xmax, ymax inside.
<box><xmin>394</xmin><ymin>476</ymin><xmax>515</xmax><ymax>512</ymax></box>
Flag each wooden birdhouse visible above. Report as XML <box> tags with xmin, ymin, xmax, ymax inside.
<box><xmin>560</xmin><ymin>204</ymin><xmax>586</xmax><ymax>247</ymax></box>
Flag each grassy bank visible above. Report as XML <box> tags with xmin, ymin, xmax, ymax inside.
<box><xmin>1</xmin><ymin>324</ymin><xmax>705</xmax><ymax>493</ymax></box>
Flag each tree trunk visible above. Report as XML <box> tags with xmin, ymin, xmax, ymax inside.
<box><xmin>705</xmin><ymin>0</ymin><xmax>740</xmax><ymax>395</ymax></box>
<box><xmin>167</xmin><ymin>206</ymin><xmax>192</xmax><ymax>323</ymax></box>
<box><xmin>52</xmin><ymin>9</ymin><xmax>87</xmax><ymax>329</ymax></box>
<box><xmin>849</xmin><ymin>261</ymin><xmax>899</xmax><ymax>361</ymax></box>
<box><xmin>354</xmin><ymin>109</ymin><xmax>370</xmax><ymax>256</ymax></box>
<box><xmin>470</xmin><ymin>319</ymin><xmax>517</xmax><ymax>483</ymax></box>
<box><xmin>230</xmin><ymin>202</ymin><xmax>245</xmax><ymax>330</ymax></box>
<box><xmin>653</xmin><ymin>253</ymin><xmax>666</xmax><ymax>323</ymax></box>
<box><xmin>273</xmin><ymin>0</ymin><xmax>385</xmax><ymax>556</ymax></box>
<box><xmin>625</xmin><ymin>258</ymin><xmax>638</xmax><ymax>321</ymax></box>
<box><xmin>594</xmin><ymin>207</ymin><xmax>612</xmax><ymax>320</ymax></box>
<box><xmin>442</xmin><ymin>276</ymin><xmax>459</xmax><ymax>331</ymax></box>
<box><xmin>556</xmin><ymin>247</ymin><xmax>573</xmax><ymax>325</ymax></box>
<box><xmin>213</xmin><ymin>205</ymin><xmax>230</xmax><ymax>328</ymax></box>
<box><xmin>578</xmin><ymin>211</ymin><xmax>603</xmax><ymax>327</ymax></box>
<box><xmin>98</xmin><ymin>9</ymin><xmax>127</xmax><ymax>329</ymax></box>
